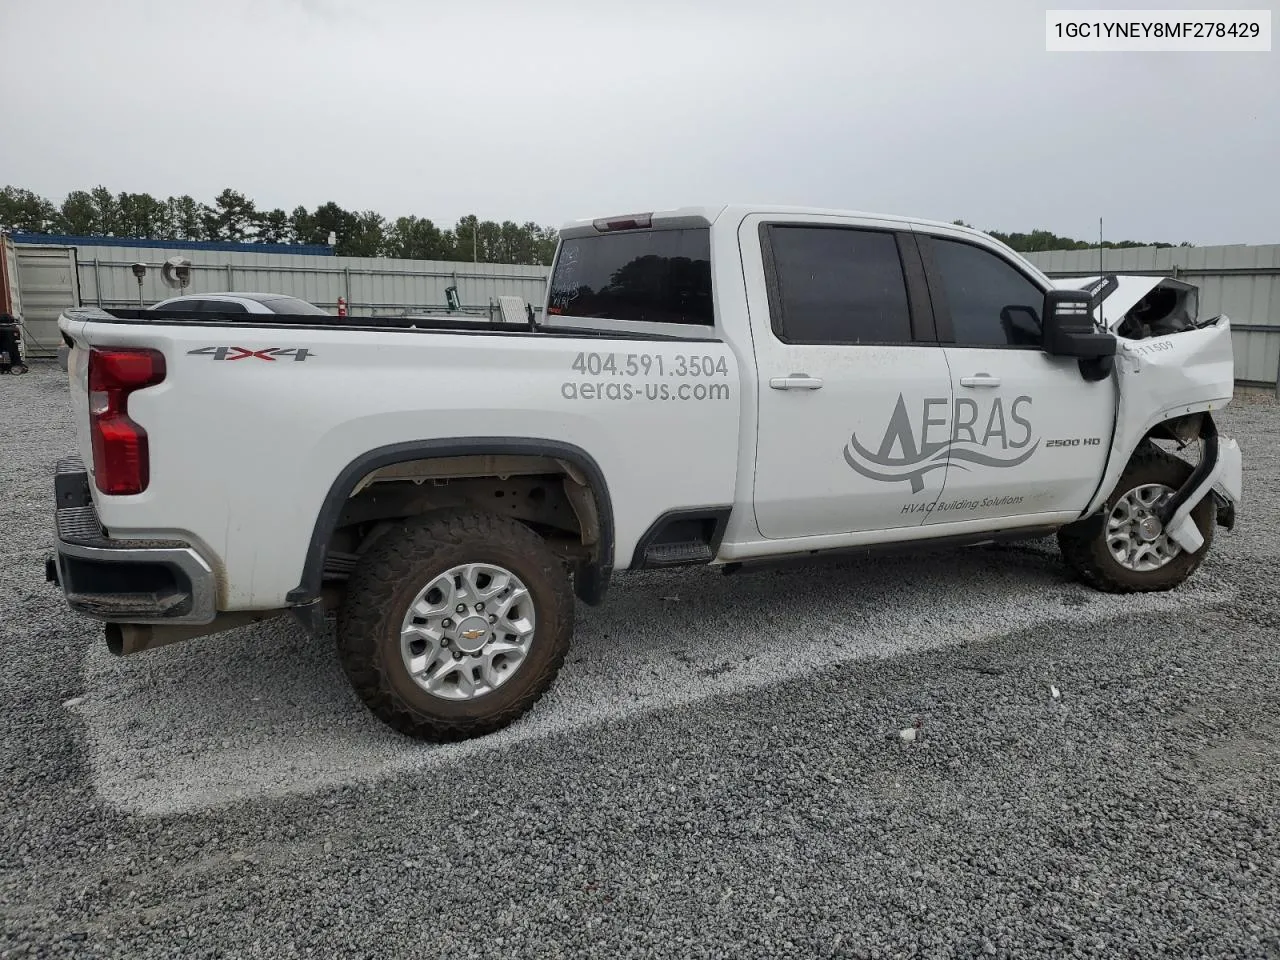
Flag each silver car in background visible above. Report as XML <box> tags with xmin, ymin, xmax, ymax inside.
<box><xmin>57</xmin><ymin>293</ymin><xmax>329</xmax><ymax>369</ymax></box>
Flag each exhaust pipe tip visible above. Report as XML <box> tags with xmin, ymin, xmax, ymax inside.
<box><xmin>104</xmin><ymin>611</ymin><xmax>286</xmax><ymax>658</ymax></box>
<box><xmin>105</xmin><ymin>623</ymin><xmax>126</xmax><ymax>656</ymax></box>
<box><xmin>105</xmin><ymin>622</ymin><xmax>153</xmax><ymax>657</ymax></box>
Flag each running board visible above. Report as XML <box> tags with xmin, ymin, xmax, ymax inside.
<box><xmin>643</xmin><ymin>541</ymin><xmax>715</xmax><ymax>567</ymax></box>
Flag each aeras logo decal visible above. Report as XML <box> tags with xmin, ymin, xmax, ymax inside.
<box><xmin>842</xmin><ymin>394</ymin><xmax>1039</xmax><ymax>493</ymax></box>
<box><xmin>187</xmin><ymin>346</ymin><xmax>314</xmax><ymax>362</ymax></box>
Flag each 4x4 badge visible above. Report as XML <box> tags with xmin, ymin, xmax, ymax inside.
<box><xmin>187</xmin><ymin>346</ymin><xmax>314</xmax><ymax>362</ymax></box>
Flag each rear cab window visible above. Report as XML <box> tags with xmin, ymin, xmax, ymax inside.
<box><xmin>547</xmin><ymin>228</ymin><xmax>713</xmax><ymax>327</ymax></box>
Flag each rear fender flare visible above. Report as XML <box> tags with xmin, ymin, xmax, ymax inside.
<box><xmin>286</xmin><ymin>438</ymin><xmax>615</xmax><ymax>611</ymax></box>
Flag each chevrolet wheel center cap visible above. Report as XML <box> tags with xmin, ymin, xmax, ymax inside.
<box><xmin>453</xmin><ymin>618</ymin><xmax>490</xmax><ymax>653</ymax></box>
<box><xmin>1137</xmin><ymin>516</ymin><xmax>1163</xmax><ymax>542</ymax></box>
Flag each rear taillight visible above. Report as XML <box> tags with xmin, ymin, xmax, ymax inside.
<box><xmin>88</xmin><ymin>348</ymin><xmax>166</xmax><ymax>495</ymax></box>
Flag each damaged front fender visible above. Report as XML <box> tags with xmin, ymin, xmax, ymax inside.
<box><xmin>1083</xmin><ymin>313</ymin><xmax>1238</xmax><ymax>523</ymax></box>
<box><xmin>1154</xmin><ymin>418</ymin><xmax>1243</xmax><ymax>553</ymax></box>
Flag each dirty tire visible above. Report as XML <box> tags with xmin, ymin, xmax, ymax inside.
<box><xmin>337</xmin><ymin>511</ymin><xmax>573</xmax><ymax>741</ymax></box>
<box><xmin>1058</xmin><ymin>444</ymin><xmax>1214</xmax><ymax>593</ymax></box>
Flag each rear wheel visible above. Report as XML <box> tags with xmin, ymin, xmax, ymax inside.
<box><xmin>337</xmin><ymin>511</ymin><xmax>573</xmax><ymax>741</ymax></box>
<box><xmin>1058</xmin><ymin>445</ymin><xmax>1214</xmax><ymax>593</ymax></box>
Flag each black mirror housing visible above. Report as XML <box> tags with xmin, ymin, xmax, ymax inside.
<box><xmin>1042</xmin><ymin>289</ymin><xmax>1117</xmax><ymax>359</ymax></box>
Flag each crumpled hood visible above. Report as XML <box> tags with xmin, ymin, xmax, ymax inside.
<box><xmin>1052</xmin><ymin>274</ymin><xmax>1197</xmax><ymax>330</ymax></box>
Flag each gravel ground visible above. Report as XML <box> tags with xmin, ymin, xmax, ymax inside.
<box><xmin>2</xmin><ymin>362</ymin><xmax>1278</xmax><ymax>959</ymax></box>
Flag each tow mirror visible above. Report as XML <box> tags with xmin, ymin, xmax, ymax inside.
<box><xmin>1042</xmin><ymin>289</ymin><xmax>1116</xmax><ymax>360</ymax></box>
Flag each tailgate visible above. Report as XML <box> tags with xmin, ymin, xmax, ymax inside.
<box><xmin>58</xmin><ymin>311</ymin><xmax>95</xmax><ymax>473</ymax></box>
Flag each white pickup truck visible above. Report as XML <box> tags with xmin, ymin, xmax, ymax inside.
<box><xmin>50</xmin><ymin>205</ymin><xmax>1243</xmax><ymax>741</ymax></box>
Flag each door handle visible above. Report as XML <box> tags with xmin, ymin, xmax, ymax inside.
<box><xmin>960</xmin><ymin>374</ymin><xmax>1001</xmax><ymax>388</ymax></box>
<box><xmin>769</xmin><ymin>375</ymin><xmax>824</xmax><ymax>391</ymax></box>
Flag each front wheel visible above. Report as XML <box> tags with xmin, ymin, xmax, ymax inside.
<box><xmin>337</xmin><ymin>511</ymin><xmax>574</xmax><ymax>741</ymax></box>
<box><xmin>1058</xmin><ymin>445</ymin><xmax>1215</xmax><ymax>593</ymax></box>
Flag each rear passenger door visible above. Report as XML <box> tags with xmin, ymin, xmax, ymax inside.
<box><xmin>916</xmin><ymin>229</ymin><xmax>1117</xmax><ymax>525</ymax></box>
<box><xmin>741</xmin><ymin>216</ymin><xmax>955</xmax><ymax>540</ymax></box>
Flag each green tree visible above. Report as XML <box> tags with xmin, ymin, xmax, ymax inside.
<box><xmin>289</xmin><ymin>205</ymin><xmax>316</xmax><ymax>244</ymax></box>
<box><xmin>58</xmin><ymin>190</ymin><xmax>98</xmax><ymax>234</ymax></box>
<box><xmin>254</xmin><ymin>208</ymin><xmax>293</xmax><ymax>244</ymax></box>
<box><xmin>88</xmin><ymin>186</ymin><xmax>121</xmax><ymax>235</ymax></box>
<box><xmin>0</xmin><ymin>186</ymin><xmax>58</xmax><ymax>232</ymax></box>
<box><xmin>531</xmin><ymin>223</ymin><xmax>558</xmax><ymax>266</ymax></box>
<box><xmin>299</xmin><ymin>201</ymin><xmax>357</xmax><ymax>248</ymax></box>
<box><xmin>117</xmin><ymin>191</ymin><xmax>168</xmax><ymax>238</ymax></box>
<box><xmin>343</xmin><ymin>210</ymin><xmax>387</xmax><ymax>257</ymax></box>
<box><xmin>203</xmin><ymin>188</ymin><xmax>257</xmax><ymax>241</ymax></box>
<box><xmin>955</xmin><ymin>218</ymin><xmax>1186</xmax><ymax>253</ymax></box>
<box><xmin>383</xmin><ymin>215</ymin><xmax>448</xmax><ymax>260</ymax></box>
<box><xmin>165</xmin><ymin>195</ymin><xmax>208</xmax><ymax>241</ymax></box>
<box><xmin>454</xmin><ymin>214</ymin><xmax>481</xmax><ymax>262</ymax></box>
<box><xmin>6</xmin><ymin>184</ymin><xmax>563</xmax><ymax>260</ymax></box>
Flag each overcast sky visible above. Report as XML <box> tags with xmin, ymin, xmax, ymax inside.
<box><xmin>1</xmin><ymin>0</ymin><xmax>1276</xmax><ymax>245</ymax></box>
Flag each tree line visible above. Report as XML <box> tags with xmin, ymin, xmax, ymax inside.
<box><xmin>952</xmin><ymin>221</ymin><xmax>1191</xmax><ymax>252</ymax></box>
<box><xmin>0</xmin><ymin>185</ymin><xmax>559</xmax><ymax>265</ymax></box>
<box><xmin>0</xmin><ymin>185</ymin><xmax>1191</xmax><ymax>263</ymax></box>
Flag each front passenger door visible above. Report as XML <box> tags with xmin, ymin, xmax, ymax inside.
<box><xmin>918</xmin><ymin>232</ymin><xmax>1117</xmax><ymax>525</ymax></box>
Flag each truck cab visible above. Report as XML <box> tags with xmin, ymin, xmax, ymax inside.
<box><xmin>546</xmin><ymin>206</ymin><xmax>1236</xmax><ymax>560</ymax></box>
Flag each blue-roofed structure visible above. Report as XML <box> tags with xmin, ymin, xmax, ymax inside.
<box><xmin>10</xmin><ymin>232</ymin><xmax>335</xmax><ymax>257</ymax></box>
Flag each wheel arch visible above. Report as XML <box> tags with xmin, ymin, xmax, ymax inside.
<box><xmin>1080</xmin><ymin>403</ymin><xmax>1224</xmax><ymax>519</ymax></box>
<box><xmin>286</xmin><ymin>438</ymin><xmax>615</xmax><ymax>611</ymax></box>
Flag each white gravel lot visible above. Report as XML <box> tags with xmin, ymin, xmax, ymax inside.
<box><xmin>2</xmin><ymin>362</ymin><xmax>1277</xmax><ymax>959</ymax></box>
<box><xmin>77</xmin><ymin>548</ymin><xmax>1232</xmax><ymax>818</ymax></box>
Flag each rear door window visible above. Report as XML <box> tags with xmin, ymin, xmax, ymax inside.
<box><xmin>764</xmin><ymin>226</ymin><xmax>914</xmax><ymax>344</ymax></box>
<box><xmin>547</xmin><ymin>228</ymin><xmax>713</xmax><ymax>326</ymax></box>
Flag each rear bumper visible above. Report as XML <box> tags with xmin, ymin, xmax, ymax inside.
<box><xmin>48</xmin><ymin>456</ymin><xmax>217</xmax><ymax>624</ymax></box>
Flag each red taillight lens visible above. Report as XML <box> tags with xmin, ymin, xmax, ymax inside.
<box><xmin>87</xmin><ymin>348</ymin><xmax>166</xmax><ymax>495</ymax></box>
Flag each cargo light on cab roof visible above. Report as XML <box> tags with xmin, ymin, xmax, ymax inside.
<box><xmin>592</xmin><ymin>213</ymin><xmax>653</xmax><ymax>232</ymax></box>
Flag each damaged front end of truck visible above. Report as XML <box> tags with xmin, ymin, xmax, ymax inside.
<box><xmin>1059</xmin><ymin>273</ymin><xmax>1243</xmax><ymax>552</ymax></box>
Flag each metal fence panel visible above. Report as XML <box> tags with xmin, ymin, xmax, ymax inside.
<box><xmin>1234</xmin><ymin>328</ymin><xmax>1280</xmax><ymax>385</ymax></box>
<box><xmin>14</xmin><ymin>245</ymin><xmax>80</xmax><ymax>357</ymax></box>
<box><xmin>69</xmin><ymin>243</ymin><xmax>551</xmax><ymax>320</ymax></box>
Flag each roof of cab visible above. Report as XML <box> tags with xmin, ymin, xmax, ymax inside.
<box><xmin>557</xmin><ymin>204</ymin><xmax>997</xmax><ymax>244</ymax></box>
<box><xmin>554</xmin><ymin>205</ymin><xmax>1049</xmax><ymax>286</ymax></box>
